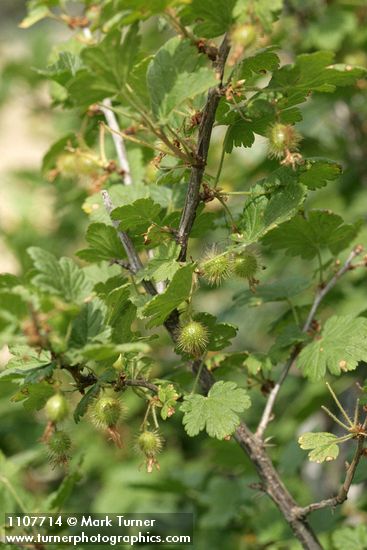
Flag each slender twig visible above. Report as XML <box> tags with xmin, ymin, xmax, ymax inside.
<box><xmin>100</xmin><ymin>98</ymin><xmax>132</xmax><ymax>184</ymax></box>
<box><xmin>326</xmin><ymin>382</ymin><xmax>354</xmax><ymax>428</ymax></box>
<box><xmin>256</xmin><ymin>246</ymin><xmax>363</xmax><ymax>439</ymax></box>
<box><xmin>295</xmin><ymin>436</ymin><xmax>365</xmax><ymax>517</ymax></box>
<box><xmin>101</xmin><ymin>190</ymin><xmax>157</xmax><ymax>296</ymax></box>
<box><xmin>177</xmin><ymin>34</ymin><xmax>231</xmax><ymax>261</ymax></box>
<box><xmin>82</xmin><ymin>26</ymin><xmax>132</xmax><ymax>185</ymax></box>
<box><xmin>303</xmin><ymin>247</ymin><xmax>362</xmax><ymax>332</ymax></box>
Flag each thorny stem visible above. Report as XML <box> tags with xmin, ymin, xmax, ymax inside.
<box><xmin>326</xmin><ymin>382</ymin><xmax>354</xmax><ymax>428</ymax></box>
<box><xmin>321</xmin><ymin>406</ymin><xmax>352</xmax><ymax>431</ymax></box>
<box><xmin>354</xmin><ymin>398</ymin><xmax>360</xmax><ymax>426</ymax></box>
<box><xmin>256</xmin><ymin>246</ymin><xmax>363</xmax><ymax>440</ymax></box>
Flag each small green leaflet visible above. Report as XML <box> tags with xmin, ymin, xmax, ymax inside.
<box><xmin>181</xmin><ymin>0</ymin><xmax>236</xmax><ymax>38</ymax></box>
<box><xmin>135</xmin><ymin>243</ymin><xmax>181</xmax><ymax>284</ymax></box>
<box><xmin>77</xmin><ymin>223</ymin><xmax>126</xmax><ymax>263</ymax></box>
<box><xmin>111</xmin><ymin>198</ymin><xmax>162</xmax><ymax>232</ymax></box>
<box><xmin>332</xmin><ymin>525</ymin><xmax>367</xmax><ymax>550</ymax></box>
<box><xmin>233</xmin><ymin>0</ymin><xmax>283</xmax><ymax>31</ymax></box>
<box><xmin>65</xmin><ymin>26</ymin><xmax>141</xmax><ymax>105</ymax></box>
<box><xmin>68</xmin><ymin>301</ymin><xmax>111</xmax><ymax>350</ymax></box>
<box><xmin>6</xmin><ymin>346</ymin><xmax>51</xmax><ymax>367</ymax></box>
<box><xmin>221</xmin><ymin>100</ymin><xmax>301</xmax><ymax>153</ymax></box>
<box><xmin>142</xmin><ymin>264</ymin><xmax>194</xmax><ymax>328</ymax></box>
<box><xmin>299</xmin><ymin>159</ymin><xmax>342</xmax><ymax>189</ymax></box>
<box><xmin>0</xmin><ymin>291</ymin><xmax>28</xmax><ymax>320</ymax></box>
<box><xmin>237</xmin><ymin>47</ymin><xmax>280</xmax><ymax>80</ymax></box>
<box><xmin>0</xmin><ymin>273</ymin><xmax>19</xmax><ymax>289</ymax></box>
<box><xmin>0</xmin><ymin>346</ymin><xmax>53</xmax><ymax>383</ymax></box>
<box><xmin>270</xmin><ymin>325</ymin><xmax>307</xmax><ymax>356</ymax></box>
<box><xmin>263</xmin><ymin>210</ymin><xmax>361</xmax><ymax>259</ymax></box>
<box><xmin>19</xmin><ymin>5</ymin><xmax>51</xmax><ymax>28</ymax></box>
<box><xmin>298</xmin><ymin>432</ymin><xmax>340</xmax><ymax>463</ymax></box>
<box><xmin>181</xmin><ymin>381</ymin><xmax>251</xmax><ymax>440</ymax></box>
<box><xmin>233</xmin><ymin>276</ymin><xmax>311</xmax><ymax>307</ymax></box>
<box><xmin>82</xmin><ymin>26</ymin><xmax>140</xmax><ymax>90</ymax></box>
<box><xmin>297</xmin><ymin>315</ymin><xmax>367</xmax><ymax>381</ymax></box>
<box><xmin>194</xmin><ymin>313</ymin><xmax>238</xmax><ymax>351</ymax></box>
<box><xmin>45</xmin><ymin>461</ymin><xmax>83</xmax><ymax>512</ymax></box>
<box><xmin>74</xmin><ymin>384</ymin><xmax>100</xmax><ymax>424</ymax></box>
<box><xmin>199</xmin><ymin>477</ymin><xmax>244</xmax><ymax>529</ymax></box>
<box><xmin>40</xmin><ymin>52</ymin><xmax>82</xmax><ymax>87</ymax></box>
<box><xmin>80</xmin><ymin>342</ymin><xmax>150</xmax><ymax>361</ymax></box>
<box><xmin>238</xmin><ymin>182</ymin><xmax>305</xmax><ymax>245</ymax></box>
<box><xmin>83</xmin><ymin>183</ymin><xmax>172</xmax><ymax>224</ymax></box>
<box><xmin>157</xmin><ymin>384</ymin><xmax>180</xmax><ymax>420</ymax></box>
<box><xmin>147</xmin><ymin>37</ymin><xmax>217</xmax><ymax>122</ymax></box>
<box><xmin>269</xmin><ymin>51</ymin><xmax>367</xmax><ymax>109</ymax></box>
<box><xmin>42</xmin><ymin>133</ymin><xmax>76</xmax><ymax>175</ymax></box>
<box><xmin>12</xmin><ymin>383</ymin><xmax>55</xmax><ymax>412</ymax></box>
<box><xmin>28</xmin><ymin>247</ymin><xmax>92</xmax><ymax>303</ymax></box>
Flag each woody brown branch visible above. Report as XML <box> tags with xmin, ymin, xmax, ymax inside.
<box><xmin>177</xmin><ymin>34</ymin><xmax>231</xmax><ymax>262</ymax></box>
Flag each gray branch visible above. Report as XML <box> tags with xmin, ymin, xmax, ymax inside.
<box><xmin>295</xmin><ymin>436</ymin><xmax>365</xmax><ymax>517</ymax></box>
<box><xmin>101</xmin><ymin>190</ymin><xmax>157</xmax><ymax>296</ymax></box>
<box><xmin>101</xmin><ymin>98</ymin><xmax>132</xmax><ymax>185</ymax></box>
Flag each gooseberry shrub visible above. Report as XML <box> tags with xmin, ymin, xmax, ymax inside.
<box><xmin>2</xmin><ymin>1</ymin><xmax>367</xmax><ymax>548</ymax></box>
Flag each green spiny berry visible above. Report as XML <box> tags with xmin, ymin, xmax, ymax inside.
<box><xmin>138</xmin><ymin>430</ymin><xmax>163</xmax><ymax>457</ymax></box>
<box><xmin>267</xmin><ymin>123</ymin><xmax>301</xmax><ymax>158</ymax></box>
<box><xmin>201</xmin><ymin>253</ymin><xmax>233</xmax><ymax>286</ymax></box>
<box><xmin>47</xmin><ymin>430</ymin><xmax>71</xmax><ymax>456</ymax></box>
<box><xmin>45</xmin><ymin>394</ymin><xmax>69</xmax><ymax>423</ymax></box>
<box><xmin>234</xmin><ymin>250</ymin><xmax>259</xmax><ymax>279</ymax></box>
<box><xmin>137</xmin><ymin>430</ymin><xmax>164</xmax><ymax>473</ymax></box>
<box><xmin>91</xmin><ymin>396</ymin><xmax>122</xmax><ymax>428</ymax></box>
<box><xmin>177</xmin><ymin>321</ymin><xmax>209</xmax><ymax>357</ymax></box>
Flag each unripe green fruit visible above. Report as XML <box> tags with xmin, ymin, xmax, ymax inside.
<box><xmin>45</xmin><ymin>394</ymin><xmax>69</xmax><ymax>423</ymax></box>
<box><xmin>234</xmin><ymin>251</ymin><xmax>259</xmax><ymax>279</ymax></box>
<box><xmin>47</xmin><ymin>431</ymin><xmax>71</xmax><ymax>455</ymax></box>
<box><xmin>202</xmin><ymin>254</ymin><xmax>233</xmax><ymax>286</ymax></box>
<box><xmin>57</xmin><ymin>152</ymin><xmax>100</xmax><ymax>178</ymax></box>
<box><xmin>231</xmin><ymin>24</ymin><xmax>257</xmax><ymax>49</ymax></box>
<box><xmin>177</xmin><ymin>321</ymin><xmax>209</xmax><ymax>357</ymax></box>
<box><xmin>267</xmin><ymin>123</ymin><xmax>301</xmax><ymax>158</ymax></box>
<box><xmin>91</xmin><ymin>396</ymin><xmax>122</xmax><ymax>428</ymax></box>
<box><xmin>138</xmin><ymin>431</ymin><xmax>163</xmax><ymax>457</ymax></box>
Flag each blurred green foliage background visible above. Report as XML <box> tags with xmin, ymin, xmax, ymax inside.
<box><xmin>1</xmin><ymin>1</ymin><xmax>367</xmax><ymax>549</ymax></box>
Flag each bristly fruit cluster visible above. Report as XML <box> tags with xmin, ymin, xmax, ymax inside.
<box><xmin>47</xmin><ymin>430</ymin><xmax>72</xmax><ymax>467</ymax></box>
<box><xmin>90</xmin><ymin>395</ymin><xmax>124</xmax><ymax>447</ymax></box>
<box><xmin>137</xmin><ymin>430</ymin><xmax>164</xmax><ymax>473</ymax></box>
<box><xmin>177</xmin><ymin>320</ymin><xmax>209</xmax><ymax>357</ymax></box>
<box><xmin>201</xmin><ymin>247</ymin><xmax>261</xmax><ymax>289</ymax></box>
